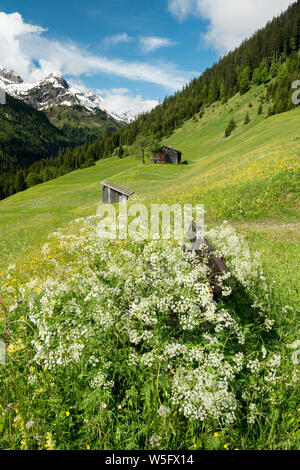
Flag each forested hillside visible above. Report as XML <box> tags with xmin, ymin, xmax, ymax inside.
<box><xmin>0</xmin><ymin>96</ymin><xmax>121</xmax><ymax>198</ymax></box>
<box><xmin>0</xmin><ymin>95</ymin><xmax>68</xmax><ymax>172</ymax></box>
<box><xmin>46</xmin><ymin>105</ymin><xmax>122</xmax><ymax>144</ymax></box>
<box><xmin>117</xmin><ymin>0</ymin><xmax>300</xmax><ymax>142</ymax></box>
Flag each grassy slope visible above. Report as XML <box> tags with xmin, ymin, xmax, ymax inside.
<box><xmin>0</xmin><ymin>84</ymin><xmax>299</xmax><ymax>308</ymax></box>
<box><xmin>0</xmin><ymin>84</ymin><xmax>299</xmax><ymax>450</ymax></box>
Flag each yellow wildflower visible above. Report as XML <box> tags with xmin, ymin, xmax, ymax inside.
<box><xmin>7</xmin><ymin>344</ymin><xmax>15</xmax><ymax>354</ymax></box>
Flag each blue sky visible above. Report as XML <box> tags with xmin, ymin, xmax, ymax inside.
<box><xmin>0</xmin><ymin>0</ymin><xmax>294</xmax><ymax>114</ymax></box>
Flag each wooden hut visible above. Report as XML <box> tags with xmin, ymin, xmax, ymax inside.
<box><xmin>152</xmin><ymin>146</ymin><xmax>182</xmax><ymax>165</ymax></box>
<box><xmin>101</xmin><ymin>181</ymin><xmax>134</xmax><ymax>203</ymax></box>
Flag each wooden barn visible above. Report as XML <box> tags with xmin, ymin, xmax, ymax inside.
<box><xmin>101</xmin><ymin>181</ymin><xmax>134</xmax><ymax>203</ymax></box>
<box><xmin>152</xmin><ymin>146</ymin><xmax>182</xmax><ymax>165</ymax></box>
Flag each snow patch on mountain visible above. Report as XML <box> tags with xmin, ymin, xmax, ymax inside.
<box><xmin>0</xmin><ymin>67</ymin><xmax>139</xmax><ymax>123</ymax></box>
<box><xmin>108</xmin><ymin>109</ymin><xmax>137</xmax><ymax>124</ymax></box>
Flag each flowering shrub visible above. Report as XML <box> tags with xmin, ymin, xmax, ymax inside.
<box><xmin>0</xmin><ymin>218</ymin><xmax>298</xmax><ymax>450</ymax></box>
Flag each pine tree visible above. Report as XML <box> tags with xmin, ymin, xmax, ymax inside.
<box><xmin>277</xmin><ymin>63</ymin><xmax>289</xmax><ymax>80</ymax></box>
<box><xmin>269</xmin><ymin>59</ymin><xmax>280</xmax><ymax>78</ymax></box>
<box><xmin>244</xmin><ymin>112</ymin><xmax>251</xmax><ymax>125</ymax></box>
<box><xmin>239</xmin><ymin>67</ymin><xmax>251</xmax><ymax>94</ymax></box>
<box><xmin>225</xmin><ymin>118</ymin><xmax>236</xmax><ymax>137</ymax></box>
<box><xmin>118</xmin><ymin>144</ymin><xmax>124</xmax><ymax>159</ymax></box>
<box><xmin>26</xmin><ymin>173</ymin><xmax>42</xmax><ymax>188</ymax></box>
<box><xmin>14</xmin><ymin>171</ymin><xmax>26</xmax><ymax>192</ymax></box>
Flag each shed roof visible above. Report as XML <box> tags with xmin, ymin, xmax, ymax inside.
<box><xmin>101</xmin><ymin>181</ymin><xmax>134</xmax><ymax>197</ymax></box>
<box><xmin>161</xmin><ymin>146</ymin><xmax>181</xmax><ymax>154</ymax></box>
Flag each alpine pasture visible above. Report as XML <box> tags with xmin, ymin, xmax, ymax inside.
<box><xmin>0</xmin><ymin>84</ymin><xmax>299</xmax><ymax>450</ymax></box>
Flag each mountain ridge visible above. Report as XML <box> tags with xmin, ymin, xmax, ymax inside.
<box><xmin>0</xmin><ymin>67</ymin><xmax>135</xmax><ymax>124</ymax></box>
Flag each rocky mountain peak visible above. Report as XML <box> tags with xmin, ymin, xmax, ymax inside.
<box><xmin>0</xmin><ymin>66</ymin><xmax>23</xmax><ymax>86</ymax></box>
<box><xmin>43</xmin><ymin>73</ymin><xmax>70</xmax><ymax>90</ymax></box>
<box><xmin>0</xmin><ymin>67</ymin><xmax>135</xmax><ymax>123</ymax></box>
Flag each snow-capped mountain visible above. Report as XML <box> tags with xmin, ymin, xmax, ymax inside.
<box><xmin>0</xmin><ymin>67</ymin><xmax>23</xmax><ymax>86</ymax></box>
<box><xmin>109</xmin><ymin>109</ymin><xmax>137</xmax><ymax>124</ymax></box>
<box><xmin>0</xmin><ymin>67</ymin><xmax>135</xmax><ymax>123</ymax></box>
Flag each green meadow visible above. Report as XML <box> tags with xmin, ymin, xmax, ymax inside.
<box><xmin>0</xmin><ymin>83</ymin><xmax>299</xmax><ymax>451</ymax></box>
<box><xmin>0</xmin><ymin>84</ymin><xmax>299</xmax><ymax>311</ymax></box>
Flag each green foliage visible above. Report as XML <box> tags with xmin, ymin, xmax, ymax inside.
<box><xmin>14</xmin><ymin>171</ymin><xmax>26</xmax><ymax>192</ymax></box>
<box><xmin>269</xmin><ymin>59</ymin><xmax>280</xmax><ymax>78</ymax></box>
<box><xmin>238</xmin><ymin>67</ymin><xmax>251</xmax><ymax>94</ymax></box>
<box><xmin>26</xmin><ymin>173</ymin><xmax>43</xmax><ymax>188</ymax></box>
<box><xmin>0</xmin><ymin>127</ymin><xmax>115</xmax><ymax>199</ymax></box>
<box><xmin>81</xmin><ymin>158</ymin><xmax>96</xmax><ymax>169</ymax></box>
<box><xmin>252</xmin><ymin>60</ymin><xmax>269</xmax><ymax>85</ymax></box>
<box><xmin>0</xmin><ymin>95</ymin><xmax>68</xmax><ymax>174</ymax></box>
<box><xmin>225</xmin><ymin>118</ymin><xmax>237</xmax><ymax>137</ymax></box>
<box><xmin>135</xmin><ymin>135</ymin><xmax>160</xmax><ymax>164</ymax></box>
<box><xmin>46</xmin><ymin>105</ymin><xmax>121</xmax><ymax>145</ymax></box>
<box><xmin>244</xmin><ymin>112</ymin><xmax>251</xmax><ymax>125</ymax></box>
<box><xmin>0</xmin><ymin>217</ymin><xmax>298</xmax><ymax>450</ymax></box>
<box><xmin>277</xmin><ymin>63</ymin><xmax>289</xmax><ymax>80</ymax></box>
<box><xmin>267</xmin><ymin>72</ymin><xmax>299</xmax><ymax>115</ymax></box>
<box><xmin>118</xmin><ymin>144</ymin><xmax>124</xmax><ymax>159</ymax></box>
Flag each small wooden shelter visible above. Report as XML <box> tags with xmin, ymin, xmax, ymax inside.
<box><xmin>152</xmin><ymin>146</ymin><xmax>182</xmax><ymax>165</ymax></box>
<box><xmin>101</xmin><ymin>181</ymin><xmax>134</xmax><ymax>203</ymax></box>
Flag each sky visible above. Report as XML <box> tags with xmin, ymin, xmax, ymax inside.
<box><xmin>0</xmin><ymin>0</ymin><xmax>295</xmax><ymax>115</ymax></box>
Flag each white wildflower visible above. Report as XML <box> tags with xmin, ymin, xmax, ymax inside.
<box><xmin>157</xmin><ymin>405</ymin><xmax>171</xmax><ymax>417</ymax></box>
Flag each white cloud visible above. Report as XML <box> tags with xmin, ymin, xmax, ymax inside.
<box><xmin>68</xmin><ymin>80</ymin><xmax>159</xmax><ymax>117</ymax></box>
<box><xmin>103</xmin><ymin>33</ymin><xmax>134</xmax><ymax>47</ymax></box>
<box><xmin>98</xmin><ymin>88</ymin><xmax>159</xmax><ymax>117</ymax></box>
<box><xmin>0</xmin><ymin>11</ymin><xmax>45</xmax><ymax>79</ymax></box>
<box><xmin>168</xmin><ymin>0</ymin><xmax>295</xmax><ymax>53</ymax></box>
<box><xmin>0</xmin><ymin>11</ymin><xmax>195</xmax><ymax>91</ymax></box>
<box><xmin>168</xmin><ymin>0</ymin><xmax>195</xmax><ymax>20</ymax></box>
<box><xmin>139</xmin><ymin>36</ymin><xmax>177</xmax><ymax>53</ymax></box>
<box><xmin>103</xmin><ymin>33</ymin><xmax>177</xmax><ymax>53</ymax></box>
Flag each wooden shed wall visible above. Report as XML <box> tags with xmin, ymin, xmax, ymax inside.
<box><xmin>102</xmin><ymin>186</ymin><xmax>129</xmax><ymax>203</ymax></box>
<box><xmin>153</xmin><ymin>147</ymin><xmax>181</xmax><ymax>164</ymax></box>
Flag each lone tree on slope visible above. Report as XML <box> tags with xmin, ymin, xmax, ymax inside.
<box><xmin>135</xmin><ymin>135</ymin><xmax>160</xmax><ymax>165</ymax></box>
